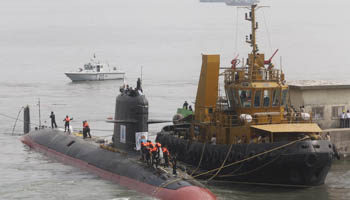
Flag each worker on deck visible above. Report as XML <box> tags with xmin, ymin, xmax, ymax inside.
<box><xmin>188</xmin><ymin>105</ymin><xmax>193</xmax><ymax>111</ymax></box>
<box><xmin>162</xmin><ymin>146</ymin><xmax>170</xmax><ymax>167</ymax></box>
<box><xmin>145</xmin><ymin>140</ymin><xmax>153</xmax><ymax>166</ymax></box>
<box><xmin>136</xmin><ymin>77</ymin><xmax>142</xmax><ymax>92</ymax></box>
<box><xmin>171</xmin><ymin>154</ymin><xmax>177</xmax><ymax>176</ymax></box>
<box><xmin>155</xmin><ymin>142</ymin><xmax>162</xmax><ymax>168</ymax></box>
<box><xmin>50</xmin><ymin>111</ymin><xmax>57</xmax><ymax>129</ymax></box>
<box><xmin>63</xmin><ymin>115</ymin><xmax>72</xmax><ymax>133</ymax></box>
<box><xmin>83</xmin><ymin>120</ymin><xmax>91</xmax><ymax>139</ymax></box>
<box><xmin>183</xmin><ymin>101</ymin><xmax>188</xmax><ymax>110</ymax></box>
<box><xmin>150</xmin><ymin>145</ymin><xmax>159</xmax><ymax>168</ymax></box>
<box><xmin>140</xmin><ymin>136</ymin><xmax>147</xmax><ymax>161</ymax></box>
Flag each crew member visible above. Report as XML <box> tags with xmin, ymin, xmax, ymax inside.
<box><xmin>145</xmin><ymin>140</ymin><xmax>153</xmax><ymax>166</ymax></box>
<box><xmin>63</xmin><ymin>115</ymin><xmax>72</xmax><ymax>133</ymax></box>
<box><xmin>83</xmin><ymin>120</ymin><xmax>91</xmax><ymax>138</ymax></box>
<box><xmin>150</xmin><ymin>145</ymin><xmax>159</xmax><ymax>168</ymax></box>
<box><xmin>50</xmin><ymin>111</ymin><xmax>57</xmax><ymax>129</ymax></box>
<box><xmin>155</xmin><ymin>142</ymin><xmax>162</xmax><ymax>167</ymax></box>
<box><xmin>136</xmin><ymin>77</ymin><xmax>142</xmax><ymax>92</ymax></box>
<box><xmin>183</xmin><ymin>101</ymin><xmax>188</xmax><ymax>110</ymax></box>
<box><xmin>162</xmin><ymin>146</ymin><xmax>170</xmax><ymax>167</ymax></box>
<box><xmin>140</xmin><ymin>136</ymin><xmax>147</xmax><ymax>161</ymax></box>
<box><xmin>171</xmin><ymin>154</ymin><xmax>177</xmax><ymax>175</ymax></box>
<box><xmin>188</xmin><ymin>105</ymin><xmax>193</xmax><ymax>111</ymax></box>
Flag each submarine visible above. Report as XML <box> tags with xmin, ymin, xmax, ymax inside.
<box><xmin>20</xmin><ymin>82</ymin><xmax>216</xmax><ymax>200</ymax></box>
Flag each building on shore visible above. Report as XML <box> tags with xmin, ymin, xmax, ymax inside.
<box><xmin>289</xmin><ymin>80</ymin><xmax>350</xmax><ymax>129</ymax></box>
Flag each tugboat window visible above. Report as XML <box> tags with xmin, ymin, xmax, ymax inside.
<box><xmin>254</xmin><ymin>90</ymin><xmax>262</xmax><ymax>107</ymax></box>
<box><xmin>312</xmin><ymin>106</ymin><xmax>324</xmax><ymax>120</ymax></box>
<box><xmin>272</xmin><ymin>89</ymin><xmax>280</xmax><ymax>107</ymax></box>
<box><xmin>263</xmin><ymin>89</ymin><xmax>270</xmax><ymax>107</ymax></box>
<box><xmin>239</xmin><ymin>89</ymin><xmax>252</xmax><ymax>108</ymax></box>
<box><xmin>281</xmin><ymin>89</ymin><xmax>288</xmax><ymax>106</ymax></box>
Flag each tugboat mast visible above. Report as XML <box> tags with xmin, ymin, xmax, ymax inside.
<box><xmin>245</xmin><ymin>4</ymin><xmax>259</xmax><ymax>81</ymax></box>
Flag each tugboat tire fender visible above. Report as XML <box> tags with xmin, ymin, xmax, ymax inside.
<box><xmin>235</xmin><ymin>152</ymin><xmax>244</xmax><ymax>162</ymax></box>
<box><xmin>247</xmin><ymin>150</ymin><xmax>256</xmax><ymax>163</ymax></box>
<box><xmin>305</xmin><ymin>153</ymin><xmax>318</xmax><ymax>168</ymax></box>
<box><xmin>212</xmin><ymin>150</ymin><xmax>220</xmax><ymax>164</ymax></box>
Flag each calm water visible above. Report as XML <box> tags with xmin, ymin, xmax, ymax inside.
<box><xmin>1</xmin><ymin>0</ymin><xmax>350</xmax><ymax>199</ymax></box>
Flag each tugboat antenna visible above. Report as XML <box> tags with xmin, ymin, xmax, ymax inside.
<box><xmin>38</xmin><ymin>98</ymin><xmax>41</xmax><ymax>129</ymax></box>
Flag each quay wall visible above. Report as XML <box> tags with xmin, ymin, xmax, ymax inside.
<box><xmin>322</xmin><ymin>128</ymin><xmax>350</xmax><ymax>158</ymax></box>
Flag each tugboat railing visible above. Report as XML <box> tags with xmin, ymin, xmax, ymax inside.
<box><xmin>223</xmin><ymin>67</ymin><xmax>282</xmax><ymax>83</ymax></box>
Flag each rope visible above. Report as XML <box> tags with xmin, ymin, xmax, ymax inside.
<box><xmin>207</xmin><ymin>143</ymin><xmax>234</xmax><ymax>182</ymax></box>
<box><xmin>152</xmin><ymin>178</ymin><xmax>183</xmax><ymax>197</ymax></box>
<box><xmin>218</xmin><ymin>146</ymin><xmax>285</xmax><ymax>178</ymax></box>
<box><xmin>193</xmin><ymin>136</ymin><xmax>309</xmax><ymax>179</ymax></box>
<box><xmin>190</xmin><ymin>143</ymin><xmax>206</xmax><ymax>176</ymax></box>
<box><xmin>12</xmin><ymin>107</ymin><xmax>24</xmax><ymax>135</ymax></box>
<box><xmin>207</xmin><ymin>179</ymin><xmax>311</xmax><ymax>188</ymax></box>
<box><xmin>0</xmin><ymin>112</ymin><xmax>39</xmax><ymax>127</ymax></box>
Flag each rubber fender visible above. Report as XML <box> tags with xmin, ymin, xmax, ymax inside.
<box><xmin>219</xmin><ymin>148</ymin><xmax>227</xmax><ymax>163</ymax></box>
<box><xmin>305</xmin><ymin>153</ymin><xmax>318</xmax><ymax>168</ymax></box>
<box><xmin>228</xmin><ymin>149</ymin><xmax>235</xmax><ymax>163</ymax></box>
<box><xmin>212</xmin><ymin>150</ymin><xmax>220</xmax><ymax>165</ymax></box>
<box><xmin>289</xmin><ymin>169</ymin><xmax>302</xmax><ymax>184</ymax></box>
<box><xmin>235</xmin><ymin>152</ymin><xmax>244</xmax><ymax>162</ymax></box>
<box><xmin>247</xmin><ymin>150</ymin><xmax>256</xmax><ymax>163</ymax></box>
<box><xmin>257</xmin><ymin>149</ymin><xmax>267</xmax><ymax>161</ymax></box>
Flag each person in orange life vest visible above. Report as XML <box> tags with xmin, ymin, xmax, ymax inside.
<box><xmin>150</xmin><ymin>145</ymin><xmax>159</xmax><ymax>168</ymax></box>
<box><xmin>155</xmin><ymin>142</ymin><xmax>162</xmax><ymax>167</ymax></box>
<box><xmin>145</xmin><ymin>140</ymin><xmax>153</xmax><ymax>165</ymax></box>
<box><xmin>162</xmin><ymin>146</ymin><xmax>170</xmax><ymax>168</ymax></box>
<box><xmin>63</xmin><ymin>115</ymin><xmax>72</xmax><ymax>133</ymax></box>
<box><xmin>83</xmin><ymin>120</ymin><xmax>91</xmax><ymax>139</ymax></box>
<box><xmin>140</xmin><ymin>136</ymin><xmax>147</xmax><ymax>161</ymax></box>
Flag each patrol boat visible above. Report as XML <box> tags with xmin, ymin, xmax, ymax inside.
<box><xmin>156</xmin><ymin>4</ymin><xmax>338</xmax><ymax>187</ymax></box>
<box><xmin>65</xmin><ymin>55</ymin><xmax>125</xmax><ymax>81</ymax></box>
<box><xmin>20</xmin><ymin>81</ymin><xmax>216</xmax><ymax>200</ymax></box>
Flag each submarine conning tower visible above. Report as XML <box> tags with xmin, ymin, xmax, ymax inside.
<box><xmin>113</xmin><ymin>87</ymin><xmax>148</xmax><ymax>151</ymax></box>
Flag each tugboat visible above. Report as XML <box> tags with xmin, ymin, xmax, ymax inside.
<box><xmin>156</xmin><ymin>4</ymin><xmax>337</xmax><ymax>186</ymax></box>
<box><xmin>20</xmin><ymin>81</ymin><xmax>216</xmax><ymax>200</ymax></box>
<box><xmin>65</xmin><ymin>54</ymin><xmax>125</xmax><ymax>81</ymax></box>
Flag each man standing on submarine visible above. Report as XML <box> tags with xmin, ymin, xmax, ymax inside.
<box><xmin>50</xmin><ymin>111</ymin><xmax>57</xmax><ymax>129</ymax></box>
<box><xmin>63</xmin><ymin>115</ymin><xmax>73</xmax><ymax>133</ymax></box>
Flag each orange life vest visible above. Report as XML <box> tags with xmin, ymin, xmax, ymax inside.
<box><xmin>162</xmin><ymin>147</ymin><xmax>169</xmax><ymax>155</ymax></box>
<box><xmin>155</xmin><ymin>142</ymin><xmax>161</xmax><ymax>148</ymax></box>
<box><xmin>83</xmin><ymin>122</ymin><xmax>89</xmax><ymax>128</ymax></box>
<box><xmin>65</xmin><ymin>117</ymin><xmax>70</xmax><ymax>122</ymax></box>
<box><xmin>150</xmin><ymin>146</ymin><xmax>157</xmax><ymax>153</ymax></box>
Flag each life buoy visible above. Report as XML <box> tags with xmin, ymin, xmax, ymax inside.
<box><xmin>305</xmin><ymin>153</ymin><xmax>318</xmax><ymax>167</ymax></box>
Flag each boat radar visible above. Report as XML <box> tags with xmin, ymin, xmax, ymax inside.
<box><xmin>20</xmin><ymin>80</ymin><xmax>216</xmax><ymax>200</ymax></box>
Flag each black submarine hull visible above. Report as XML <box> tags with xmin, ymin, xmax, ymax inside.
<box><xmin>21</xmin><ymin>129</ymin><xmax>216</xmax><ymax>200</ymax></box>
<box><xmin>156</xmin><ymin>131</ymin><xmax>335</xmax><ymax>187</ymax></box>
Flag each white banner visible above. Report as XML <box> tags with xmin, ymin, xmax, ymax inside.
<box><xmin>120</xmin><ymin>125</ymin><xmax>126</xmax><ymax>143</ymax></box>
<box><xmin>135</xmin><ymin>132</ymin><xmax>148</xmax><ymax>151</ymax></box>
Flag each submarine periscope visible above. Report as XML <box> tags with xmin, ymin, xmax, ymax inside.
<box><xmin>20</xmin><ymin>81</ymin><xmax>216</xmax><ymax>200</ymax></box>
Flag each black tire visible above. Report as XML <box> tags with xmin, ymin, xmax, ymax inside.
<box><xmin>305</xmin><ymin>153</ymin><xmax>318</xmax><ymax>168</ymax></box>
